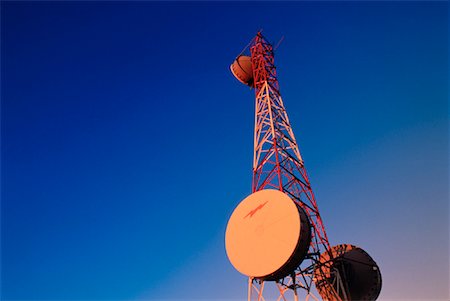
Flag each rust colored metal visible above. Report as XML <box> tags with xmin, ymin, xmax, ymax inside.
<box><xmin>230</xmin><ymin>55</ymin><xmax>253</xmax><ymax>86</ymax></box>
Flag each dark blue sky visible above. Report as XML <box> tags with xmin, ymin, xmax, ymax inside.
<box><xmin>2</xmin><ymin>2</ymin><xmax>448</xmax><ymax>300</ymax></box>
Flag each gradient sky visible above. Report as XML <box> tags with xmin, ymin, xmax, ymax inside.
<box><xmin>2</xmin><ymin>1</ymin><xmax>448</xmax><ymax>300</ymax></box>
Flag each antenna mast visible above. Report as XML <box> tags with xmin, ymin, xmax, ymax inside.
<box><xmin>249</xmin><ymin>30</ymin><xmax>330</xmax><ymax>301</ymax></box>
<box><xmin>226</xmin><ymin>32</ymin><xmax>382</xmax><ymax>301</ymax></box>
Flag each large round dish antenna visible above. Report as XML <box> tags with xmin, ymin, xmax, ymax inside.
<box><xmin>230</xmin><ymin>55</ymin><xmax>253</xmax><ymax>87</ymax></box>
<box><xmin>225</xmin><ymin>189</ymin><xmax>311</xmax><ymax>281</ymax></box>
<box><xmin>313</xmin><ymin>244</ymin><xmax>382</xmax><ymax>301</ymax></box>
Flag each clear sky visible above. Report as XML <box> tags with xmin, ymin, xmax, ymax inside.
<box><xmin>2</xmin><ymin>1</ymin><xmax>448</xmax><ymax>300</ymax></box>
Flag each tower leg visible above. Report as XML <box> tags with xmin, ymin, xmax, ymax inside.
<box><xmin>248</xmin><ymin>272</ymin><xmax>323</xmax><ymax>301</ymax></box>
<box><xmin>292</xmin><ymin>273</ymin><xmax>298</xmax><ymax>301</ymax></box>
<box><xmin>248</xmin><ymin>278</ymin><xmax>265</xmax><ymax>301</ymax></box>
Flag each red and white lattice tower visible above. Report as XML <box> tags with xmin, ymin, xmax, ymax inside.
<box><xmin>241</xmin><ymin>32</ymin><xmax>329</xmax><ymax>301</ymax></box>
<box><xmin>227</xmin><ymin>32</ymin><xmax>382</xmax><ymax>301</ymax></box>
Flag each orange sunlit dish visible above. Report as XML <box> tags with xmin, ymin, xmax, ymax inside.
<box><xmin>225</xmin><ymin>189</ymin><xmax>311</xmax><ymax>280</ymax></box>
<box><xmin>230</xmin><ymin>55</ymin><xmax>253</xmax><ymax>86</ymax></box>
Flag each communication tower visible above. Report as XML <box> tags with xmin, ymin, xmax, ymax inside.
<box><xmin>225</xmin><ymin>32</ymin><xmax>382</xmax><ymax>301</ymax></box>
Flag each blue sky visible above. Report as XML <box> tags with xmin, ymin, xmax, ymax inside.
<box><xmin>2</xmin><ymin>1</ymin><xmax>448</xmax><ymax>300</ymax></box>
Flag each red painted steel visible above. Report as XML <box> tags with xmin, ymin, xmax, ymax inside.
<box><xmin>247</xmin><ymin>32</ymin><xmax>332</xmax><ymax>300</ymax></box>
<box><xmin>251</xmin><ymin>32</ymin><xmax>330</xmax><ymax>256</ymax></box>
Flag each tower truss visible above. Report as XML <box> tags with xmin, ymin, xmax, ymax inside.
<box><xmin>248</xmin><ymin>32</ymin><xmax>331</xmax><ymax>301</ymax></box>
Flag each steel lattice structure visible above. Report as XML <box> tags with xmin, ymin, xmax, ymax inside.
<box><xmin>247</xmin><ymin>32</ymin><xmax>332</xmax><ymax>301</ymax></box>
